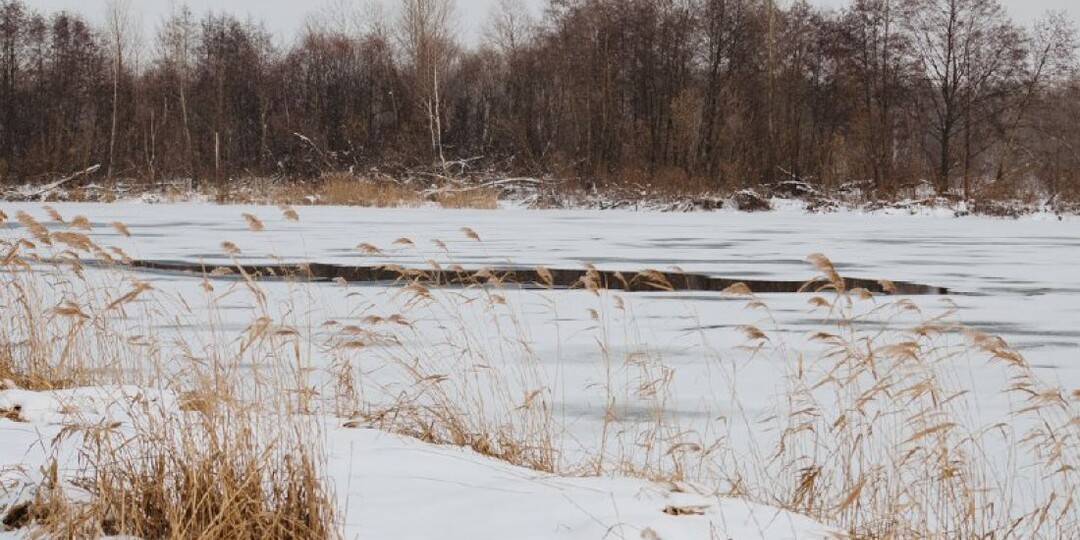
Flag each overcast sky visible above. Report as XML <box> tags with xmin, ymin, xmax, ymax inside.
<box><xmin>25</xmin><ymin>0</ymin><xmax>1080</xmax><ymax>46</ymax></box>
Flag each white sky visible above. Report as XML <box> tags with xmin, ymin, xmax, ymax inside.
<box><xmin>24</xmin><ymin>0</ymin><xmax>1080</xmax><ymax>46</ymax></box>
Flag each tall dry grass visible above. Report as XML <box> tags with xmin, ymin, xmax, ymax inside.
<box><xmin>0</xmin><ymin>212</ymin><xmax>338</xmax><ymax>539</ymax></box>
<box><xmin>46</xmin><ymin>401</ymin><xmax>334</xmax><ymax>539</ymax></box>
<box><xmin>0</xmin><ymin>206</ymin><xmax>1076</xmax><ymax>539</ymax></box>
<box><xmin>700</xmin><ymin>256</ymin><xmax>1080</xmax><ymax>538</ymax></box>
<box><xmin>59</xmin><ymin>173</ymin><xmax>504</xmax><ymax>209</ymax></box>
<box><xmin>329</xmin><ymin>256</ymin><xmax>558</xmax><ymax>472</ymax></box>
<box><xmin>432</xmin><ymin>188</ymin><xmax>500</xmax><ymax>209</ymax></box>
<box><xmin>322</xmin><ymin>240</ymin><xmax>1079</xmax><ymax>538</ymax></box>
<box><xmin>251</xmin><ymin>172</ymin><xmax>499</xmax><ymax>209</ymax></box>
<box><xmin>300</xmin><ymin>173</ymin><xmax>424</xmax><ymax>207</ymax></box>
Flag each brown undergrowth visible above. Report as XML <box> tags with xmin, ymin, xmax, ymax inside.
<box><xmin>268</xmin><ymin>172</ymin><xmax>499</xmax><ymax>209</ymax></box>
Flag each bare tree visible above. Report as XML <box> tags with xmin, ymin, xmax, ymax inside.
<box><xmin>907</xmin><ymin>0</ymin><xmax>1023</xmax><ymax>194</ymax></box>
<box><xmin>158</xmin><ymin>3</ymin><xmax>198</xmax><ymax>176</ymax></box>
<box><xmin>397</xmin><ymin>0</ymin><xmax>457</xmax><ymax>167</ymax></box>
<box><xmin>305</xmin><ymin>0</ymin><xmax>372</xmax><ymax>37</ymax></box>
<box><xmin>485</xmin><ymin>0</ymin><xmax>534</xmax><ymax>54</ymax></box>
<box><xmin>105</xmin><ymin>0</ymin><xmax>134</xmax><ymax>183</ymax></box>
<box><xmin>840</xmin><ymin>0</ymin><xmax>913</xmax><ymax>191</ymax></box>
<box><xmin>994</xmin><ymin>12</ymin><xmax>1077</xmax><ymax>183</ymax></box>
<box><xmin>0</xmin><ymin>0</ymin><xmax>26</xmax><ymax>176</ymax></box>
<box><xmin>696</xmin><ymin>0</ymin><xmax>756</xmax><ymax>183</ymax></box>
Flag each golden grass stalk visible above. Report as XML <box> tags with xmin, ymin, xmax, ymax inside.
<box><xmin>242</xmin><ymin>213</ymin><xmax>265</xmax><ymax>232</ymax></box>
<box><xmin>110</xmin><ymin>222</ymin><xmax>131</xmax><ymax>237</ymax></box>
<box><xmin>16</xmin><ymin>211</ymin><xmax>51</xmax><ymax>246</ymax></box>
<box><xmin>0</xmin><ymin>225</ymin><xmax>339</xmax><ymax>539</ymax></box>
<box><xmin>43</xmin><ymin>205</ymin><xmax>64</xmax><ymax>223</ymax></box>
<box><xmin>69</xmin><ymin>215</ymin><xmax>92</xmax><ymax>230</ymax></box>
<box><xmin>280</xmin><ymin>205</ymin><xmax>300</xmax><ymax>222</ymax></box>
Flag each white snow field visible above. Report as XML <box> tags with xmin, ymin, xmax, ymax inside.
<box><xmin>1</xmin><ymin>202</ymin><xmax>1078</xmax><ymax>538</ymax></box>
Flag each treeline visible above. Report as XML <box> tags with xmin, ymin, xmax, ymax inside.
<box><xmin>1</xmin><ymin>0</ymin><xmax>1078</xmax><ymax>199</ymax></box>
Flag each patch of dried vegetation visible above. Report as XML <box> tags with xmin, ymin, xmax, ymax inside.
<box><xmin>0</xmin><ymin>212</ymin><xmax>338</xmax><ymax>539</ymax></box>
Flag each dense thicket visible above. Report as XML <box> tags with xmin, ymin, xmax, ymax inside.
<box><xmin>1</xmin><ymin>0</ymin><xmax>1077</xmax><ymax>198</ymax></box>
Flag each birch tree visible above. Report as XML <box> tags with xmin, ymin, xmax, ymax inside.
<box><xmin>105</xmin><ymin>0</ymin><xmax>134</xmax><ymax>183</ymax></box>
<box><xmin>398</xmin><ymin>0</ymin><xmax>457</xmax><ymax>167</ymax></box>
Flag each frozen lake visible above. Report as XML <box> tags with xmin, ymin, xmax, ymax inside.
<box><xmin>2</xmin><ymin>202</ymin><xmax>1078</xmax><ymax>536</ymax></box>
<box><xmin>4</xmin><ymin>202</ymin><xmax>1079</xmax><ymax>417</ymax></box>
<box><xmin>6</xmin><ymin>202</ymin><xmax>1078</xmax><ymax>369</ymax></box>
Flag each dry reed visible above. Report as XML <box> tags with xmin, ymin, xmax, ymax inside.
<box><xmin>0</xmin><ymin>212</ymin><xmax>338</xmax><ymax>539</ymax></box>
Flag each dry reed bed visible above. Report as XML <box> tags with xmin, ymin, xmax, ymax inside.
<box><xmin>344</xmin><ymin>255</ymin><xmax>1079</xmax><ymax>538</ymax></box>
<box><xmin>0</xmin><ymin>206</ymin><xmax>1077</xmax><ymax>538</ymax></box>
<box><xmin>308</xmin><ymin>228</ymin><xmax>1080</xmax><ymax>538</ymax></box>
<box><xmin>33</xmin><ymin>173</ymin><xmax>504</xmax><ymax>209</ymax></box>
<box><xmin>225</xmin><ymin>173</ymin><xmax>500</xmax><ymax>209</ymax></box>
<box><xmin>0</xmin><ymin>209</ymin><xmax>335</xmax><ymax>538</ymax></box>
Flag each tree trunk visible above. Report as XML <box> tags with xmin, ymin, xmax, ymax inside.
<box><xmin>108</xmin><ymin>45</ymin><xmax>121</xmax><ymax>184</ymax></box>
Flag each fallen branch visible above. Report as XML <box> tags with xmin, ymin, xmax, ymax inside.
<box><xmin>31</xmin><ymin>164</ymin><xmax>101</xmax><ymax>200</ymax></box>
<box><xmin>421</xmin><ymin>177</ymin><xmax>543</xmax><ymax>196</ymax></box>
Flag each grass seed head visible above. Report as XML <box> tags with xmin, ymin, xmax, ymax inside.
<box><xmin>357</xmin><ymin>243</ymin><xmax>382</xmax><ymax>255</ymax></box>
<box><xmin>69</xmin><ymin>215</ymin><xmax>92</xmax><ymax>230</ymax></box>
<box><xmin>242</xmin><ymin>213</ymin><xmax>265</xmax><ymax>232</ymax></box>
<box><xmin>110</xmin><ymin>222</ymin><xmax>132</xmax><ymax>237</ymax></box>
<box><xmin>279</xmin><ymin>205</ymin><xmax>300</xmax><ymax>221</ymax></box>
<box><xmin>43</xmin><ymin>205</ymin><xmax>64</xmax><ymax>223</ymax></box>
<box><xmin>460</xmin><ymin>227</ymin><xmax>481</xmax><ymax>241</ymax></box>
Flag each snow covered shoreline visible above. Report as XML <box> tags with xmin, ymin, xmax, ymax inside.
<box><xmin>4</xmin><ymin>177</ymin><xmax>1077</xmax><ymax>220</ymax></box>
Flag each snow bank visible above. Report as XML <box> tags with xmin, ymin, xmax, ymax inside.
<box><xmin>342</xmin><ymin>426</ymin><xmax>842</xmax><ymax>539</ymax></box>
<box><xmin>0</xmin><ymin>386</ymin><xmax>175</xmax><ymax>425</ymax></box>
<box><xmin>0</xmin><ymin>386</ymin><xmax>839</xmax><ymax>539</ymax></box>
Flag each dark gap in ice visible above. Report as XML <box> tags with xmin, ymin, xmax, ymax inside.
<box><xmin>124</xmin><ymin>259</ymin><xmax>950</xmax><ymax>296</ymax></box>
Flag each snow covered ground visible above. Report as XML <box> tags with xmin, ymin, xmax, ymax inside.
<box><xmin>0</xmin><ymin>385</ymin><xmax>839</xmax><ymax>539</ymax></box>
<box><xmin>1</xmin><ymin>201</ymin><xmax>1078</xmax><ymax>537</ymax></box>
